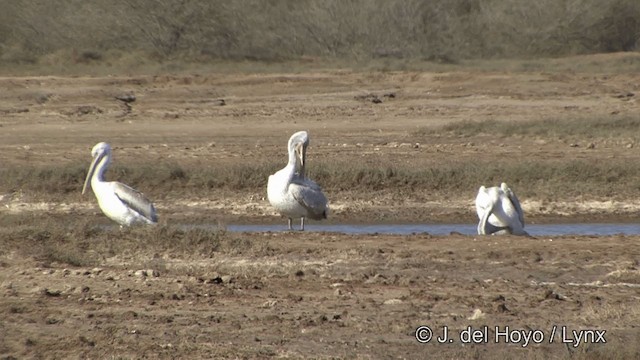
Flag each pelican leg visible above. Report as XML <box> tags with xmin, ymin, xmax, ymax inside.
<box><xmin>287</xmin><ymin>218</ymin><xmax>293</xmax><ymax>231</ymax></box>
<box><xmin>300</xmin><ymin>217</ymin><xmax>305</xmax><ymax>231</ymax></box>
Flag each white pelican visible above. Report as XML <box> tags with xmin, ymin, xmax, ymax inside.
<box><xmin>476</xmin><ymin>182</ymin><xmax>528</xmax><ymax>236</ymax></box>
<box><xmin>82</xmin><ymin>142</ymin><xmax>158</xmax><ymax>226</ymax></box>
<box><xmin>267</xmin><ymin>131</ymin><xmax>329</xmax><ymax>230</ymax></box>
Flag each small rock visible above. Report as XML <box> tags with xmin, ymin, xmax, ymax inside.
<box><xmin>467</xmin><ymin>308</ymin><xmax>485</xmax><ymax>320</ymax></box>
<box><xmin>544</xmin><ymin>289</ymin><xmax>567</xmax><ymax>301</ymax></box>
<box><xmin>261</xmin><ymin>299</ymin><xmax>277</xmax><ymax>308</ymax></box>
<box><xmin>115</xmin><ymin>93</ymin><xmax>136</xmax><ymax>103</ymax></box>
<box><xmin>587</xmin><ymin>142</ymin><xmax>596</xmax><ymax>149</ymax></box>
<box><xmin>147</xmin><ymin>269</ymin><xmax>160</xmax><ymax>277</ymax></box>
<box><xmin>207</xmin><ymin>276</ymin><xmax>224</xmax><ymax>284</ymax></box>
<box><xmin>46</xmin><ymin>317</ymin><xmax>61</xmax><ymax>324</ymax></box>
<box><xmin>43</xmin><ymin>288</ymin><xmax>62</xmax><ymax>297</ymax></box>
<box><xmin>383</xmin><ymin>298</ymin><xmax>403</xmax><ymax>305</ymax></box>
<box><xmin>134</xmin><ymin>270</ymin><xmax>147</xmax><ymax>278</ymax></box>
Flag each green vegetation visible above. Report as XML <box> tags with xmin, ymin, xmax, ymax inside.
<box><xmin>0</xmin><ymin>0</ymin><xmax>638</xmax><ymax>74</ymax></box>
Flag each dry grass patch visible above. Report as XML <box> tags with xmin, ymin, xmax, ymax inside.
<box><xmin>423</xmin><ymin>115</ymin><xmax>640</xmax><ymax>140</ymax></box>
<box><xmin>4</xmin><ymin>155</ymin><xmax>640</xmax><ymax>204</ymax></box>
<box><xmin>604</xmin><ymin>268</ymin><xmax>640</xmax><ymax>284</ymax></box>
<box><xmin>0</xmin><ymin>215</ymin><xmax>272</xmax><ymax>267</ymax></box>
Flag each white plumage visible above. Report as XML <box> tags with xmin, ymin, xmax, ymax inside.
<box><xmin>476</xmin><ymin>182</ymin><xmax>528</xmax><ymax>236</ymax></box>
<box><xmin>267</xmin><ymin>131</ymin><xmax>328</xmax><ymax>230</ymax></box>
<box><xmin>82</xmin><ymin>142</ymin><xmax>158</xmax><ymax>226</ymax></box>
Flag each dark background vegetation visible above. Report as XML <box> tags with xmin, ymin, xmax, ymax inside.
<box><xmin>0</xmin><ymin>0</ymin><xmax>639</xmax><ymax>67</ymax></box>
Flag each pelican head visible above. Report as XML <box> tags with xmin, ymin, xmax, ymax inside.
<box><xmin>500</xmin><ymin>182</ymin><xmax>511</xmax><ymax>195</ymax></box>
<box><xmin>288</xmin><ymin>131</ymin><xmax>309</xmax><ymax>175</ymax></box>
<box><xmin>82</xmin><ymin>142</ymin><xmax>112</xmax><ymax>195</ymax></box>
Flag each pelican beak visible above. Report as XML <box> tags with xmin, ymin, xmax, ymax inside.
<box><xmin>295</xmin><ymin>142</ymin><xmax>306</xmax><ymax>175</ymax></box>
<box><xmin>82</xmin><ymin>152</ymin><xmax>103</xmax><ymax>195</ymax></box>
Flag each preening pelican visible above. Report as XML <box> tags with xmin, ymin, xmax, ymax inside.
<box><xmin>476</xmin><ymin>182</ymin><xmax>528</xmax><ymax>236</ymax></box>
<box><xmin>267</xmin><ymin>131</ymin><xmax>328</xmax><ymax>230</ymax></box>
<box><xmin>82</xmin><ymin>142</ymin><xmax>158</xmax><ymax>226</ymax></box>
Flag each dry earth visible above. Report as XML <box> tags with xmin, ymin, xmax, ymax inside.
<box><xmin>1</xmin><ymin>54</ymin><xmax>640</xmax><ymax>358</ymax></box>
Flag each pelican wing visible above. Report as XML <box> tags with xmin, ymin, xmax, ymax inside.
<box><xmin>503</xmin><ymin>187</ymin><xmax>525</xmax><ymax>228</ymax></box>
<box><xmin>113</xmin><ymin>182</ymin><xmax>158</xmax><ymax>223</ymax></box>
<box><xmin>478</xmin><ymin>207</ymin><xmax>513</xmax><ymax>235</ymax></box>
<box><xmin>474</xmin><ymin>186</ymin><xmax>491</xmax><ymax>220</ymax></box>
<box><xmin>290</xmin><ymin>177</ymin><xmax>328</xmax><ymax>220</ymax></box>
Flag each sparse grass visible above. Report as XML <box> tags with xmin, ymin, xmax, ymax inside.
<box><xmin>604</xmin><ymin>268</ymin><xmax>640</xmax><ymax>284</ymax></box>
<box><xmin>0</xmin><ymin>217</ymin><xmax>101</xmax><ymax>267</ymax></box>
<box><xmin>0</xmin><ymin>164</ymin><xmax>88</xmax><ymax>197</ymax></box>
<box><xmin>3</xmin><ymin>155</ymin><xmax>640</xmax><ymax>203</ymax></box>
<box><xmin>310</xmin><ymin>159</ymin><xmax>640</xmax><ymax>201</ymax></box>
<box><xmin>3</xmin><ymin>52</ymin><xmax>640</xmax><ymax>77</ymax></box>
<box><xmin>0</xmin><ymin>215</ymin><xmax>269</xmax><ymax>266</ymax></box>
<box><xmin>0</xmin><ymin>1</ymin><xmax>639</xmax><ymax>76</ymax></box>
<box><xmin>421</xmin><ymin>115</ymin><xmax>640</xmax><ymax>140</ymax></box>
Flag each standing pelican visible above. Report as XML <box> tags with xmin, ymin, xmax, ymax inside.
<box><xmin>476</xmin><ymin>182</ymin><xmax>528</xmax><ymax>236</ymax></box>
<box><xmin>267</xmin><ymin>131</ymin><xmax>328</xmax><ymax>230</ymax></box>
<box><xmin>82</xmin><ymin>142</ymin><xmax>158</xmax><ymax>226</ymax></box>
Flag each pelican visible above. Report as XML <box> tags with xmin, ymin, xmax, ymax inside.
<box><xmin>476</xmin><ymin>182</ymin><xmax>528</xmax><ymax>236</ymax></box>
<box><xmin>267</xmin><ymin>131</ymin><xmax>329</xmax><ymax>230</ymax></box>
<box><xmin>82</xmin><ymin>142</ymin><xmax>158</xmax><ymax>226</ymax></box>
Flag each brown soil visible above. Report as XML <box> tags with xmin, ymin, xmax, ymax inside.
<box><xmin>1</xmin><ymin>56</ymin><xmax>640</xmax><ymax>358</ymax></box>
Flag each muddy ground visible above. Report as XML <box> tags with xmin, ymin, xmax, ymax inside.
<box><xmin>1</xmin><ymin>55</ymin><xmax>640</xmax><ymax>358</ymax></box>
